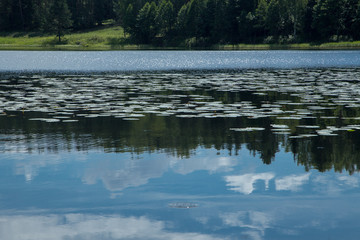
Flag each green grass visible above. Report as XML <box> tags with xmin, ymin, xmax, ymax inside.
<box><xmin>218</xmin><ymin>42</ymin><xmax>360</xmax><ymax>50</ymax></box>
<box><xmin>1</xmin><ymin>24</ymin><xmax>360</xmax><ymax>50</ymax></box>
<box><xmin>0</xmin><ymin>24</ymin><xmax>135</xmax><ymax>50</ymax></box>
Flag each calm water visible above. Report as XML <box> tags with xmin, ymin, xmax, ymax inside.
<box><xmin>1</xmin><ymin>50</ymin><xmax>360</xmax><ymax>72</ymax></box>
<box><xmin>1</xmin><ymin>51</ymin><xmax>360</xmax><ymax>240</ymax></box>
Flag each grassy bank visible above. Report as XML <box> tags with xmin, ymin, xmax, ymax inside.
<box><xmin>0</xmin><ymin>25</ymin><xmax>136</xmax><ymax>50</ymax></box>
<box><xmin>218</xmin><ymin>42</ymin><xmax>360</xmax><ymax>50</ymax></box>
<box><xmin>1</xmin><ymin>25</ymin><xmax>360</xmax><ymax>50</ymax></box>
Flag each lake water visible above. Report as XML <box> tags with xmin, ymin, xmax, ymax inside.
<box><xmin>1</xmin><ymin>51</ymin><xmax>360</xmax><ymax>240</ymax></box>
<box><xmin>1</xmin><ymin>50</ymin><xmax>360</xmax><ymax>72</ymax></box>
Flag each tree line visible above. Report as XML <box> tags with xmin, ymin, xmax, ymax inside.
<box><xmin>1</xmin><ymin>0</ymin><xmax>360</xmax><ymax>45</ymax></box>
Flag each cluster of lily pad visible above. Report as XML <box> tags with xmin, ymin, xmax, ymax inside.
<box><xmin>1</xmin><ymin>68</ymin><xmax>360</xmax><ymax>138</ymax></box>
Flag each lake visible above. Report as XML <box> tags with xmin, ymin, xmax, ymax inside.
<box><xmin>1</xmin><ymin>50</ymin><xmax>360</xmax><ymax>240</ymax></box>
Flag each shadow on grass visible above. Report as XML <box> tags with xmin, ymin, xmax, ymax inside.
<box><xmin>41</xmin><ymin>37</ymin><xmax>69</xmax><ymax>46</ymax></box>
<box><xmin>107</xmin><ymin>37</ymin><xmax>136</xmax><ymax>49</ymax></box>
<box><xmin>0</xmin><ymin>31</ymin><xmax>50</xmax><ymax>38</ymax></box>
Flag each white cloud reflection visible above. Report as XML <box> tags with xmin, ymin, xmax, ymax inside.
<box><xmin>0</xmin><ymin>214</ymin><xmax>224</xmax><ymax>240</ymax></box>
<box><xmin>12</xmin><ymin>154</ymin><xmax>65</xmax><ymax>182</ymax></box>
<box><xmin>82</xmin><ymin>156</ymin><xmax>169</xmax><ymax>192</ymax></box>
<box><xmin>224</xmin><ymin>173</ymin><xmax>275</xmax><ymax>194</ymax></box>
<box><xmin>313</xmin><ymin>174</ymin><xmax>360</xmax><ymax>195</ymax></box>
<box><xmin>8</xmin><ymin>148</ymin><xmax>360</xmax><ymax>197</ymax></box>
<box><xmin>275</xmin><ymin>173</ymin><xmax>310</xmax><ymax>192</ymax></box>
<box><xmin>82</xmin><ymin>154</ymin><xmax>237</xmax><ymax>192</ymax></box>
<box><xmin>9</xmin><ymin>150</ymin><xmax>237</xmax><ymax>193</ymax></box>
<box><xmin>337</xmin><ymin>175</ymin><xmax>359</xmax><ymax>187</ymax></box>
<box><xmin>221</xmin><ymin>211</ymin><xmax>272</xmax><ymax>240</ymax></box>
<box><xmin>173</xmin><ymin>156</ymin><xmax>236</xmax><ymax>175</ymax></box>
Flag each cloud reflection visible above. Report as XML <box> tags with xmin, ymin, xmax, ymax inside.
<box><xmin>82</xmin><ymin>153</ymin><xmax>236</xmax><ymax>192</ymax></box>
<box><xmin>0</xmin><ymin>214</ymin><xmax>224</xmax><ymax>240</ymax></box>
<box><xmin>82</xmin><ymin>156</ymin><xmax>169</xmax><ymax>192</ymax></box>
<box><xmin>224</xmin><ymin>173</ymin><xmax>275</xmax><ymax>194</ymax></box>
<box><xmin>173</xmin><ymin>156</ymin><xmax>236</xmax><ymax>175</ymax></box>
<box><xmin>275</xmin><ymin>173</ymin><xmax>310</xmax><ymax>192</ymax></box>
<box><xmin>221</xmin><ymin>211</ymin><xmax>272</xmax><ymax>240</ymax></box>
<box><xmin>11</xmin><ymin>153</ymin><xmax>66</xmax><ymax>182</ymax></box>
<box><xmin>313</xmin><ymin>174</ymin><xmax>360</xmax><ymax>195</ymax></box>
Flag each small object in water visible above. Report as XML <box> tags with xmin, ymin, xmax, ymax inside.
<box><xmin>168</xmin><ymin>202</ymin><xmax>199</xmax><ymax>209</ymax></box>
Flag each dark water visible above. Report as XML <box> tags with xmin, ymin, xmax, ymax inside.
<box><xmin>1</xmin><ymin>51</ymin><xmax>360</xmax><ymax>240</ymax></box>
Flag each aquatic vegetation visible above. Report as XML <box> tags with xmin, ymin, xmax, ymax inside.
<box><xmin>1</xmin><ymin>69</ymin><xmax>360</xmax><ymax>139</ymax></box>
<box><xmin>1</xmin><ymin>68</ymin><xmax>360</xmax><ymax>173</ymax></box>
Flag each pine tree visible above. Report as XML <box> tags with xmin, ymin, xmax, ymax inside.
<box><xmin>156</xmin><ymin>0</ymin><xmax>175</xmax><ymax>36</ymax></box>
<box><xmin>49</xmin><ymin>0</ymin><xmax>72</xmax><ymax>43</ymax></box>
<box><xmin>123</xmin><ymin>4</ymin><xmax>137</xmax><ymax>36</ymax></box>
<box><xmin>134</xmin><ymin>1</ymin><xmax>158</xmax><ymax>43</ymax></box>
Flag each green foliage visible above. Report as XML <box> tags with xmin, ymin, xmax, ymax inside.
<box><xmin>312</xmin><ymin>0</ymin><xmax>342</xmax><ymax>40</ymax></box>
<box><xmin>0</xmin><ymin>0</ymin><xmax>360</xmax><ymax>45</ymax></box>
<box><xmin>301</xmin><ymin>0</ymin><xmax>317</xmax><ymax>41</ymax></box>
<box><xmin>204</xmin><ymin>0</ymin><xmax>227</xmax><ymax>43</ymax></box>
<box><xmin>176</xmin><ymin>2</ymin><xmax>190</xmax><ymax>35</ymax></box>
<box><xmin>133</xmin><ymin>1</ymin><xmax>158</xmax><ymax>43</ymax></box>
<box><xmin>352</xmin><ymin>1</ymin><xmax>360</xmax><ymax>40</ymax></box>
<box><xmin>255</xmin><ymin>0</ymin><xmax>268</xmax><ymax>29</ymax></box>
<box><xmin>266</xmin><ymin>0</ymin><xmax>283</xmax><ymax>37</ymax></box>
<box><xmin>49</xmin><ymin>0</ymin><xmax>72</xmax><ymax>42</ymax></box>
<box><xmin>156</xmin><ymin>0</ymin><xmax>175</xmax><ymax>36</ymax></box>
<box><xmin>287</xmin><ymin>0</ymin><xmax>308</xmax><ymax>38</ymax></box>
<box><xmin>123</xmin><ymin>4</ymin><xmax>137</xmax><ymax>36</ymax></box>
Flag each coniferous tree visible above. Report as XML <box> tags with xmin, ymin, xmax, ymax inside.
<box><xmin>226</xmin><ymin>0</ymin><xmax>241</xmax><ymax>43</ymax></box>
<box><xmin>341</xmin><ymin>0</ymin><xmax>359</xmax><ymax>39</ymax></box>
<box><xmin>0</xmin><ymin>0</ymin><xmax>29</xmax><ymax>30</ymax></box>
<box><xmin>94</xmin><ymin>0</ymin><xmax>106</xmax><ymax>25</ymax></box>
<box><xmin>0</xmin><ymin>0</ymin><xmax>12</xmax><ymax>30</ymax></box>
<box><xmin>49</xmin><ymin>0</ymin><xmax>72</xmax><ymax>42</ymax></box>
<box><xmin>203</xmin><ymin>0</ymin><xmax>227</xmax><ymax>43</ymax></box>
<box><xmin>123</xmin><ymin>4</ymin><xmax>137</xmax><ymax>36</ymax></box>
<box><xmin>312</xmin><ymin>0</ymin><xmax>344</xmax><ymax>41</ymax></box>
<box><xmin>185</xmin><ymin>0</ymin><xmax>206</xmax><ymax>41</ymax></box>
<box><xmin>156</xmin><ymin>0</ymin><xmax>175</xmax><ymax>36</ymax></box>
<box><xmin>176</xmin><ymin>1</ymin><xmax>190</xmax><ymax>38</ymax></box>
<box><xmin>266</xmin><ymin>0</ymin><xmax>282</xmax><ymax>37</ymax></box>
<box><xmin>134</xmin><ymin>1</ymin><xmax>158</xmax><ymax>43</ymax></box>
<box><xmin>352</xmin><ymin>0</ymin><xmax>360</xmax><ymax>40</ymax></box>
<box><xmin>254</xmin><ymin>0</ymin><xmax>269</xmax><ymax>37</ymax></box>
<box><xmin>32</xmin><ymin>0</ymin><xmax>51</xmax><ymax>31</ymax></box>
<box><xmin>1</xmin><ymin>0</ymin><xmax>360</xmax><ymax>45</ymax></box>
<box><xmin>301</xmin><ymin>0</ymin><xmax>317</xmax><ymax>41</ymax></box>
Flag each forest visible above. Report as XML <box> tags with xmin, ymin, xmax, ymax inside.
<box><xmin>1</xmin><ymin>0</ymin><xmax>360</xmax><ymax>45</ymax></box>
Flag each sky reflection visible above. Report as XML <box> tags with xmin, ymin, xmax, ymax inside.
<box><xmin>4</xmin><ymin>147</ymin><xmax>360</xmax><ymax>197</ymax></box>
<box><xmin>2</xmin><ymin>63</ymin><xmax>360</xmax><ymax>239</ymax></box>
<box><xmin>2</xmin><ymin>143</ymin><xmax>360</xmax><ymax>239</ymax></box>
<box><xmin>1</xmin><ymin>50</ymin><xmax>360</xmax><ymax>72</ymax></box>
<box><xmin>0</xmin><ymin>214</ymin><xmax>224</xmax><ymax>240</ymax></box>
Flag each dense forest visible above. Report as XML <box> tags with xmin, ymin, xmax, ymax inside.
<box><xmin>1</xmin><ymin>0</ymin><xmax>360</xmax><ymax>45</ymax></box>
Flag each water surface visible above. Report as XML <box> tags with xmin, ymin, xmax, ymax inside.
<box><xmin>1</xmin><ymin>51</ymin><xmax>360</xmax><ymax>240</ymax></box>
<box><xmin>1</xmin><ymin>50</ymin><xmax>360</xmax><ymax>72</ymax></box>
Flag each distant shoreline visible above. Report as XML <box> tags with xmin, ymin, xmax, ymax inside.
<box><xmin>2</xmin><ymin>42</ymin><xmax>360</xmax><ymax>51</ymax></box>
<box><xmin>1</xmin><ymin>25</ymin><xmax>360</xmax><ymax>51</ymax></box>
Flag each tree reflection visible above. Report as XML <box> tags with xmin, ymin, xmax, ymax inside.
<box><xmin>2</xmin><ymin>111</ymin><xmax>360</xmax><ymax>175</ymax></box>
<box><xmin>291</xmin><ymin>132</ymin><xmax>360</xmax><ymax>175</ymax></box>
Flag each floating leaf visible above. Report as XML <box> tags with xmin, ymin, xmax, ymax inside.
<box><xmin>230</xmin><ymin>127</ymin><xmax>265</xmax><ymax>132</ymax></box>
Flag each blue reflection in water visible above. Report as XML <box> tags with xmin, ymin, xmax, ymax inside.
<box><xmin>1</xmin><ymin>52</ymin><xmax>360</xmax><ymax>239</ymax></box>
<box><xmin>1</xmin><ymin>50</ymin><xmax>360</xmax><ymax>72</ymax></box>
<box><xmin>1</xmin><ymin>147</ymin><xmax>360</xmax><ymax>239</ymax></box>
